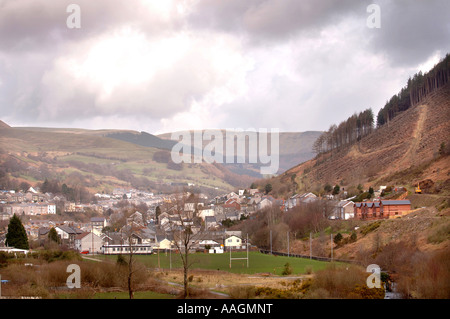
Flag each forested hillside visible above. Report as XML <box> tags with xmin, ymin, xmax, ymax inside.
<box><xmin>253</xmin><ymin>54</ymin><xmax>450</xmax><ymax>199</ymax></box>
<box><xmin>313</xmin><ymin>109</ymin><xmax>374</xmax><ymax>154</ymax></box>
<box><xmin>377</xmin><ymin>54</ymin><xmax>450</xmax><ymax>127</ymax></box>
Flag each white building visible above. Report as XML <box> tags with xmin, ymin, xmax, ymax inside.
<box><xmin>330</xmin><ymin>200</ymin><xmax>355</xmax><ymax>220</ymax></box>
<box><xmin>198</xmin><ymin>207</ymin><xmax>215</xmax><ymax>220</ymax></box>
<box><xmin>74</xmin><ymin>232</ymin><xmax>104</xmax><ymax>253</ymax></box>
<box><xmin>47</xmin><ymin>204</ymin><xmax>56</xmax><ymax>214</ymax></box>
<box><xmin>2</xmin><ymin>203</ymin><xmax>56</xmax><ymax>216</ymax></box>
<box><xmin>224</xmin><ymin>235</ymin><xmax>242</xmax><ymax>249</ymax></box>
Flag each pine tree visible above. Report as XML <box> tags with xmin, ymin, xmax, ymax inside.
<box><xmin>333</xmin><ymin>233</ymin><xmax>343</xmax><ymax>245</ymax></box>
<box><xmin>48</xmin><ymin>227</ymin><xmax>60</xmax><ymax>244</ymax></box>
<box><xmin>265</xmin><ymin>183</ymin><xmax>273</xmax><ymax>194</ymax></box>
<box><xmin>6</xmin><ymin>214</ymin><xmax>29</xmax><ymax>249</ymax></box>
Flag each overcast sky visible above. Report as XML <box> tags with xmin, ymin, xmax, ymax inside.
<box><xmin>0</xmin><ymin>0</ymin><xmax>449</xmax><ymax>134</ymax></box>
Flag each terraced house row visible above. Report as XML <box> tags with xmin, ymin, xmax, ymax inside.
<box><xmin>354</xmin><ymin>200</ymin><xmax>412</xmax><ymax>220</ymax></box>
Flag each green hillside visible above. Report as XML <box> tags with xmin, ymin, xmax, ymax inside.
<box><xmin>0</xmin><ymin>125</ymin><xmax>251</xmax><ymax>195</ymax></box>
<box><xmin>106</xmin><ymin>131</ymin><xmax>177</xmax><ymax>150</ymax></box>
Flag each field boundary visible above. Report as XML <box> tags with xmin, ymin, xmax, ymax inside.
<box><xmin>258</xmin><ymin>249</ymin><xmax>361</xmax><ymax>265</ymax></box>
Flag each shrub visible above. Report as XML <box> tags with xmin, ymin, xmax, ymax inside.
<box><xmin>350</xmin><ymin>285</ymin><xmax>385</xmax><ymax>299</ymax></box>
<box><xmin>427</xmin><ymin>220</ymin><xmax>450</xmax><ymax>244</ymax></box>
<box><xmin>34</xmin><ymin>250</ymin><xmax>82</xmax><ymax>263</ymax></box>
<box><xmin>228</xmin><ymin>286</ymin><xmax>256</xmax><ymax>299</ymax></box>
<box><xmin>360</xmin><ymin>221</ymin><xmax>382</xmax><ymax>236</ymax></box>
<box><xmin>282</xmin><ymin>262</ymin><xmax>293</xmax><ymax>276</ymax></box>
<box><xmin>0</xmin><ymin>251</ymin><xmax>14</xmax><ymax>267</ymax></box>
<box><xmin>333</xmin><ymin>233</ymin><xmax>343</xmax><ymax>245</ymax></box>
<box><xmin>436</xmin><ymin>199</ymin><xmax>450</xmax><ymax>212</ymax></box>
<box><xmin>116</xmin><ymin>254</ymin><xmax>128</xmax><ymax>266</ymax></box>
<box><xmin>307</xmin><ymin>263</ymin><xmax>384</xmax><ymax>299</ymax></box>
<box><xmin>17</xmin><ymin>283</ymin><xmax>50</xmax><ymax>299</ymax></box>
<box><xmin>332</xmin><ymin>185</ymin><xmax>340</xmax><ymax>195</ymax></box>
<box><xmin>354</xmin><ymin>192</ymin><xmax>372</xmax><ymax>202</ymax></box>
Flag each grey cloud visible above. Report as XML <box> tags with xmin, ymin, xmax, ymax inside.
<box><xmin>0</xmin><ymin>0</ymin><xmax>182</xmax><ymax>52</ymax></box>
<box><xmin>368</xmin><ymin>0</ymin><xmax>450</xmax><ymax>66</ymax></box>
<box><xmin>188</xmin><ymin>0</ymin><xmax>370</xmax><ymax>42</ymax></box>
<box><xmin>189</xmin><ymin>0</ymin><xmax>450</xmax><ymax>65</ymax></box>
<box><xmin>1</xmin><ymin>0</ymin><xmax>449</xmax><ymax>133</ymax></box>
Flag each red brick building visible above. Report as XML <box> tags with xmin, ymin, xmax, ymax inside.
<box><xmin>354</xmin><ymin>200</ymin><xmax>411</xmax><ymax>220</ymax></box>
<box><xmin>381</xmin><ymin>200</ymin><xmax>412</xmax><ymax>218</ymax></box>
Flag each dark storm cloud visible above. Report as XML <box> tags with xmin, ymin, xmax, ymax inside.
<box><xmin>189</xmin><ymin>0</ymin><xmax>450</xmax><ymax>63</ymax></box>
<box><xmin>368</xmin><ymin>0</ymin><xmax>450</xmax><ymax>66</ymax></box>
<box><xmin>0</xmin><ymin>0</ymin><xmax>448</xmax><ymax>132</ymax></box>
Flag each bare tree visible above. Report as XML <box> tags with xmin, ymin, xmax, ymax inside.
<box><xmin>168</xmin><ymin>192</ymin><xmax>203</xmax><ymax>298</ymax></box>
<box><xmin>121</xmin><ymin>224</ymin><xmax>147</xmax><ymax>299</ymax></box>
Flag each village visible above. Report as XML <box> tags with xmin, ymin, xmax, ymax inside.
<box><xmin>0</xmin><ymin>184</ymin><xmax>412</xmax><ymax>256</ymax></box>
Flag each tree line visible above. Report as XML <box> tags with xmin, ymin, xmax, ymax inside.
<box><xmin>377</xmin><ymin>54</ymin><xmax>450</xmax><ymax>127</ymax></box>
<box><xmin>313</xmin><ymin>53</ymin><xmax>449</xmax><ymax>155</ymax></box>
<box><xmin>313</xmin><ymin>109</ymin><xmax>374</xmax><ymax>154</ymax></box>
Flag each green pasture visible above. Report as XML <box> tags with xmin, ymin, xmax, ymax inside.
<box><xmin>92</xmin><ymin>251</ymin><xmax>336</xmax><ymax>276</ymax></box>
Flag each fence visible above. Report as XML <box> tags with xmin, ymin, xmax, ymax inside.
<box><xmin>258</xmin><ymin>249</ymin><xmax>361</xmax><ymax>265</ymax></box>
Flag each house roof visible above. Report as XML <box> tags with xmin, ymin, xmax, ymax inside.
<box><xmin>225</xmin><ymin>210</ymin><xmax>240</xmax><ymax>217</ymax></box>
<box><xmin>225</xmin><ymin>235</ymin><xmax>242</xmax><ymax>240</ymax></box>
<box><xmin>75</xmin><ymin>232</ymin><xmax>92</xmax><ymax>240</ymax></box>
<box><xmin>293</xmin><ymin>192</ymin><xmax>317</xmax><ymax>199</ymax></box>
<box><xmin>382</xmin><ymin>200</ymin><xmax>411</xmax><ymax>205</ymax></box>
<box><xmin>57</xmin><ymin>225</ymin><xmax>83</xmax><ymax>234</ymax></box>
<box><xmin>338</xmin><ymin>200</ymin><xmax>354</xmax><ymax>207</ymax></box>
<box><xmin>38</xmin><ymin>227</ymin><xmax>51</xmax><ymax>236</ymax></box>
<box><xmin>302</xmin><ymin>197</ymin><xmax>317</xmax><ymax>204</ymax></box>
<box><xmin>135</xmin><ymin>227</ymin><xmax>156</xmax><ymax>239</ymax></box>
<box><xmin>156</xmin><ymin>234</ymin><xmax>174</xmax><ymax>242</ymax></box>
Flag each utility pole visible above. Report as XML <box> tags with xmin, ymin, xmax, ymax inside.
<box><xmin>229</xmin><ymin>244</ymin><xmax>232</xmax><ymax>269</ymax></box>
<box><xmin>287</xmin><ymin>231</ymin><xmax>289</xmax><ymax>257</ymax></box>
<box><xmin>331</xmin><ymin>233</ymin><xmax>333</xmax><ymax>261</ymax></box>
<box><xmin>309</xmin><ymin>232</ymin><xmax>312</xmax><ymax>260</ymax></box>
<box><xmin>170</xmin><ymin>245</ymin><xmax>172</xmax><ymax>270</ymax></box>
<box><xmin>247</xmin><ymin>233</ymin><xmax>249</xmax><ymax>268</ymax></box>
<box><xmin>91</xmin><ymin>222</ymin><xmax>94</xmax><ymax>255</ymax></box>
<box><xmin>270</xmin><ymin>230</ymin><xmax>272</xmax><ymax>255</ymax></box>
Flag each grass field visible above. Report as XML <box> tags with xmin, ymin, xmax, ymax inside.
<box><xmin>92</xmin><ymin>251</ymin><xmax>334</xmax><ymax>276</ymax></box>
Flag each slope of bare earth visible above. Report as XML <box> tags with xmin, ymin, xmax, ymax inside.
<box><xmin>0</xmin><ymin>120</ymin><xmax>11</xmax><ymax>129</ymax></box>
<box><xmin>279</xmin><ymin>82</ymin><xmax>450</xmax><ymax>193</ymax></box>
<box><xmin>285</xmin><ymin>206</ymin><xmax>450</xmax><ymax>261</ymax></box>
